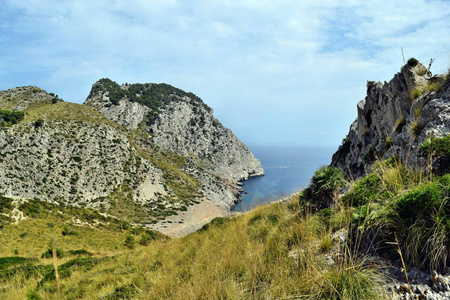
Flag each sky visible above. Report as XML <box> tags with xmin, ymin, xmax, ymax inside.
<box><xmin>1</xmin><ymin>0</ymin><xmax>450</xmax><ymax>147</ymax></box>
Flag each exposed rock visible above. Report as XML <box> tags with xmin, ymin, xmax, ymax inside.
<box><xmin>84</xmin><ymin>93</ymin><xmax>149</xmax><ymax>130</ymax></box>
<box><xmin>0</xmin><ymin>120</ymin><xmax>166</xmax><ymax>209</ymax></box>
<box><xmin>331</xmin><ymin>62</ymin><xmax>449</xmax><ymax>178</ymax></box>
<box><xmin>0</xmin><ymin>86</ymin><xmax>57</xmax><ymax>111</ymax></box>
<box><xmin>84</xmin><ymin>79</ymin><xmax>264</xmax><ymax>208</ymax></box>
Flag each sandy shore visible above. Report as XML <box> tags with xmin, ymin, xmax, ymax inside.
<box><xmin>146</xmin><ymin>193</ymin><xmax>299</xmax><ymax>238</ymax></box>
<box><xmin>146</xmin><ymin>199</ymin><xmax>239</xmax><ymax>238</ymax></box>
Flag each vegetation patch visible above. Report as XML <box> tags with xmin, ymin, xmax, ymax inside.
<box><xmin>409</xmin><ymin>119</ymin><xmax>425</xmax><ymax>139</ymax></box>
<box><xmin>300</xmin><ymin>166</ymin><xmax>345</xmax><ymax>210</ymax></box>
<box><xmin>419</xmin><ymin>135</ymin><xmax>450</xmax><ymax>173</ymax></box>
<box><xmin>0</xmin><ymin>108</ymin><xmax>25</xmax><ymax>126</ymax></box>
<box><xmin>407</xmin><ymin>57</ymin><xmax>419</xmax><ymax>67</ymax></box>
<box><xmin>89</xmin><ymin>78</ymin><xmax>211</xmax><ymax>125</ymax></box>
<box><xmin>0</xmin><ymin>256</ymin><xmax>38</xmax><ymax>271</ymax></box>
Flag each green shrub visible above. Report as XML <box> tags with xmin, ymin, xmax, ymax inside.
<box><xmin>26</xmin><ymin>288</ymin><xmax>42</xmax><ymax>300</ymax></box>
<box><xmin>0</xmin><ymin>109</ymin><xmax>25</xmax><ymax>126</ymax></box>
<box><xmin>124</xmin><ymin>234</ymin><xmax>136</xmax><ymax>249</ymax></box>
<box><xmin>139</xmin><ymin>233</ymin><xmax>154</xmax><ymax>246</ymax></box>
<box><xmin>0</xmin><ymin>257</ymin><xmax>37</xmax><ymax>271</ymax></box>
<box><xmin>419</xmin><ymin>136</ymin><xmax>450</xmax><ymax>159</ymax></box>
<box><xmin>300</xmin><ymin>166</ymin><xmax>345</xmax><ymax>209</ymax></box>
<box><xmin>34</xmin><ymin>119</ymin><xmax>44</xmax><ymax>128</ymax></box>
<box><xmin>67</xmin><ymin>249</ymin><xmax>93</xmax><ymax>256</ymax></box>
<box><xmin>407</xmin><ymin>57</ymin><xmax>419</xmax><ymax>67</ymax></box>
<box><xmin>105</xmin><ymin>285</ymin><xmax>137</xmax><ymax>300</ymax></box>
<box><xmin>409</xmin><ymin>120</ymin><xmax>424</xmax><ymax>139</ymax></box>
<box><xmin>341</xmin><ymin>173</ymin><xmax>380</xmax><ymax>207</ymax></box>
<box><xmin>410</xmin><ymin>87</ymin><xmax>421</xmax><ymax>100</ymax></box>
<box><xmin>419</xmin><ymin>136</ymin><xmax>450</xmax><ymax>174</ymax></box>
<box><xmin>62</xmin><ymin>225</ymin><xmax>78</xmax><ymax>236</ymax></box>
<box><xmin>199</xmin><ymin>217</ymin><xmax>229</xmax><ymax>232</ymax></box>
<box><xmin>41</xmin><ymin>247</ymin><xmax>64</xmax><ymax>259</ymax></box>
<box><xmin>353</xmin><ymin>175</ymin><xmax>450</xmax><ymax>270</ymax></box>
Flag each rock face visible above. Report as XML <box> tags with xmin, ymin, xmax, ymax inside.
<box><xmin>331</xmin><ymin>62</ymin><xmax>450</xmax><ymax>178</ymax></box>
<box><xmin>85</xmin><ymin>79</ymin><xmax>264</xmax><ymax>208</ymax></box>
<box><xmin>0</xmin><ymin>121</ymin><xmax>166</xmax><ymax>208</ymax></box>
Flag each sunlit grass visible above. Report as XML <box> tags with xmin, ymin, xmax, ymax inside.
<box><xmin>0</xmin><ymin>196</ymin><xmax>387</xmax><ymax>299</ymax></box>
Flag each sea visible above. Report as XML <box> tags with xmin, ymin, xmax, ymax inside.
<box><xmin>233</xmin><ymin>145</ymin><xmax>337</xmax><ymax>212</ymax></box>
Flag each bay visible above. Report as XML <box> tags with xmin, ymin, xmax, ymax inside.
<box><xmin>233</xmin><ymin>145</ymin><xmax>337</xmax><ymax>212</ymax></box>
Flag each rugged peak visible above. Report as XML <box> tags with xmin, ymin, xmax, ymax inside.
<box><xmin>331</xmin><ymin>60</ymin><xmax>450</xmax><ymax>178</ymax></box>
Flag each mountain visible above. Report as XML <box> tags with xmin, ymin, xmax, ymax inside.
<box><xmin>84</xmin><ymin>79</ymin><xmax>264</xmax><ymax>207</ymax></box>
<box><xmin>331</xmin><ymin>60</ymin><xmax>450</xmax><ymax>178</ymax></box>
<box><xmin>0</xmin><ymin>81</ymin><xmax>263</xmax><ymax>228</ymax></box>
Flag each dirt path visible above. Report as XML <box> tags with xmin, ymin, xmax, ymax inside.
<box><xmin>146</xmin><ymin>199</ymin><xmax>239</xmax><ymax>238</ymax></box>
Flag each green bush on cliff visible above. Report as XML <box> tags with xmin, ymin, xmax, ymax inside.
<box><xmin>419</xmin><ymin>135</ymin><xmax>450</xmax><ymax>173</ymax></box>
<box><xmin>407</xmin><ymin>57</ymin><xmax>419</xmax><ymax>67</ymax></box>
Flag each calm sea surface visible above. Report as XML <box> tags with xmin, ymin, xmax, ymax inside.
<box><xmin>233</xmin><ymin>145</ymin><xmax>337</xmax><ymax>212</ymax></box>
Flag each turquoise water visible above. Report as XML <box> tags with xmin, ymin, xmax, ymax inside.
<box><xmin>233</xmin><ymin>145</ymin><xmax>336</xmax><ymax>212</ymax></box>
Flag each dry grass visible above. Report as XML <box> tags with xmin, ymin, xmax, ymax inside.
<box><xmin>0</xmin><ymin>197</ymin><xmax>387</xmax><ymax>299</ymax></box>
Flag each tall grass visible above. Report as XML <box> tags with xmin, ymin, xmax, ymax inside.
<box><xmin>0</xmin><ymin>197</ymin><xmax>387</xmax><ymax>299</ymax></box>
<box><xmin>344</xmin><ymin>156</ymin><xmax>450</xmax><ymax>271</ymax></box>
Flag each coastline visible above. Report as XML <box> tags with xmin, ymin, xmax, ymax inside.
<box><xmin>147</xmin><ymin>192</ymin><xmax>301</xmax><ymax>238</ymax></box>
<box><xmin>146</xmin><ymin>198</ymin><xmax>239</xmax><ymax>238</ymax></box>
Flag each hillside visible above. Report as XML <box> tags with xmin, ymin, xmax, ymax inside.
<box><xmin>0</xmin><ymin>82</ymin><xmax>264</xmax><ymax>234</ymax></box>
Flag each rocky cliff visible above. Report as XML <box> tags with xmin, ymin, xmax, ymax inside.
<box><xmin>84</xmin><ymin>79</ymin><xmax>264</xmax><ymax>207</ymax></box>
<box><xmin>331</xmin><ymin>60</ymin><xmax>450</xmax><ymax>178</ymax></box>
<box><xmin>0</xmin><ymin>80</ymin><xmax>263</xmax><ymax>224</ymax></box>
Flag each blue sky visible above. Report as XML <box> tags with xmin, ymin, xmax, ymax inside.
<box><xmin>1</xmin><ymin>0</ymin><xmax>450</xmax><ymax>147</ymax></box>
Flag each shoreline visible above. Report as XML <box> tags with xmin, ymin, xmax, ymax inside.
<box><xmin>146</xmin><ymin>199</ymin><xmax>239</xmax><ymax>238</ymax></box>
<box><xmin>147</xmin><ymin>192</ymin><xmax>300</xmax><ymax>238</ymax></box>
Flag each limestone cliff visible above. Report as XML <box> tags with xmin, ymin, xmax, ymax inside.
<box><xmin>0</xmin><ymin>86</ymin><xmax>211</xmax><ymax>226</ymax></box>
<box><xmin>84</xmin><ymin>79</ymin><xmax>264</xmax><ymax>208</ymax></box>
<box><xmin>331</xmin><ymin>61</ymin><xmax>450</xmax><ymax>178</ymax></box>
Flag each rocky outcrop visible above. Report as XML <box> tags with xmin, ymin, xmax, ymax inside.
<box><xmin>331</xmin><ymin>62</ymin><xmax>450</xmax><ymax>178</ymax></box>
<box><xmin>150</xmin><ymin>99</ymin><xmax>264</xmax><ymax>181</ymax></box>
<box><xmin>0</xmin><ymin>120</ymin><xmax>166</xmax><ymax>209</ymax></box>
<box><xmin>0</xmin><ymin>79</ymin><xmax>264</xmax><ymax>213</ymax></box>
<box><xmin>84</xmin><ymin>93</ymin><xmax>149</xmax><ymax>130</ymax></box>
<box><xmin>0</xmin><ymin>86</ymin><xmax>60</xmax><ymax>111</ymax></box>
<box><xmin>85</xmin><ymin>79</ymin><xmax>264</xmax><ymax>208</ymax></box>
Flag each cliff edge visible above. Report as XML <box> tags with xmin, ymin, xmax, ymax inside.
<box><xmin>331</xmin><ymin>60</ymin><xmax>450</xmax><ymax>178</ymax></box>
